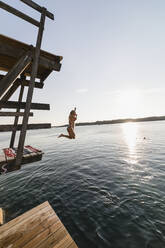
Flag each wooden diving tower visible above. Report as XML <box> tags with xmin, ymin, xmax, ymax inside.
<box><xmin>0</xmin><ymin>0</ymin><xmax>63</xmax><ymax>173</ymax></box>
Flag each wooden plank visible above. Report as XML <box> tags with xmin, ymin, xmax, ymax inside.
<box><xmin>0</xmin><ymin>36</ymin><xmax>63</xmax><ymax>64</ymax></box>
<box><xmin>0</xmin><ymin>202</ymin><xmax>78</xmax><ymax>248</ymax></box>
<box><xmin>0</xmin><ymin>123</ymin><xmax>51</xmax><ymax>132</ymax></box>
<box><xmin>0</xmin><ymin>202</ymin><xmax>49</xmax><ymax>234</ymax></box>
<box><xmin>0</xmin><ymin>206</ymin><xmax>55</xmax><ymax>247</ymax></box>
<box><xmin>39</xmin><ymin>56</ymin><xmax>61</xmax><ymax>72</ymax></box>
<box><xmin>20</xmin><ymin>0</ymin><xmax>54</xmax><ymax>20</ymax></box>
<box><xmin>34</xmin><ymin>226</ymin><xmax>67</xmax><ymax>248</ymax></box>
<box><xmin>10</xmin><ymin>216</ymin><xmax>60</xmax><ymax>248</ymax></box>
<box><xmin>0</xmin><ymin>208</ymin><xmax>4</xmax><ymax>225</ymax></box>
<box><xmin>21</xmin><ymin>80</ymin><xmax>44</xmax><ymax>89</ymax></box>
<box><xmin>0</xmin><ymin>41</ymin><xmax>24</xmax><ymax>59</ymax></box>
<box><xmin>0</xmin><ymin>35</ymin><xmax>63</xmax><ymax>80</ymax></box>
<box><xmin>0</xmin><ymin>76</ymin><xmax>43</xmax><ymax>93</ymax></box>
<box><xmin>0</xmin><ymin>80</ymin><xmax>20</xmax><ymax>102</ymax></box>
<box><xmin>0</xmin><ymin>101</ymin><xmax>50</xmax><ymax>110</ymax></box>
<box><xmin>0</xmin><ymin>76</ymin><xmax>43</xmax><ymax>110</ymax></box>
<box><xmin>10</xmin><ymin>84</ymin><xmax>25</xmax><ymax>148</ymax></box>
<box><xmin>0</xmin><ymin>42</ymin><xmax>61</xmax><ymax>72</ymax></box>
<box><xmin>0</xmin><ymin>112</ymin><xmax>33</xmax><ymax>117</ymax></box>
<box><xmin>23</xmin><ymin>220</ymin><xmax>62</xmax><ymax>248</ymax></box>
<box><xmin>0</xmin><ymin>1</ymin><xmax>40</xmax><ymax>27</ymax></box>
<box><xmin>0</xmin><ymin>51</ymin><xmax>32</xmax><ymax>98</ymax></box>
<box><xmin>0</xmin><ymin>35</ymin><xmax>63</xmax><ymax>63</ymax></box>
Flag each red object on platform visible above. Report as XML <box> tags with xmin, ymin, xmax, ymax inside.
<box><xmin>3</xmin><ymin>148</ymin><xmax>16</xmax><ymax>158</ymax></box>
<box><xmin>25</xmin><ymin>145</ymin><xmax>41</xmax><ymax>153</ymax></box>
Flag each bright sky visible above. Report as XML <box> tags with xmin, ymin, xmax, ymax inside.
<box><xmin>1</xmin><ymin>0</ymin><xmax>165</xmax><ymax>125</ymax></box>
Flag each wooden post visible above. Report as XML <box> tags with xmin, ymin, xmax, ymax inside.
<box><xmin>0</xmin><ymin>208</ymin><xmax>4</xmax><ymax>225</ymax></box>
<box><xmin>10</xmin><ymin>80</ymin><xmax>25</xmax><ymax>148</ymax></box>
<box><xmin>15</xmin><ymin>8</ymin><xmax>46</xmax><ymax>167</ymax></box>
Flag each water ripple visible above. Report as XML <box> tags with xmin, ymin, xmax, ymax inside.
<box><xmin>0</xmin><ymin>122</ymin><xmax>165</xmax><ymax>247</ymax></box>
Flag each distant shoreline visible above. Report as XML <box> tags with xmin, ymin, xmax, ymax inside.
<box><xmin>54</xmin><ymin>116</ymin><xmax>165</xmax><ymax>128</ymax></box>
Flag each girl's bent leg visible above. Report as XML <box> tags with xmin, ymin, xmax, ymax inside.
<box><xmin>58</xmin><ymin>134</ymin><xmax>72</xmax><ymax>139</ymax></box>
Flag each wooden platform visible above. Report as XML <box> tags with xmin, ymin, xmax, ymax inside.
<box><xmin>0</xmin><ymin>145</ymin><xmax>43</xmax><ymax>174</ymax></box>
<box><xmin>0</xmin><ymin>34</ymin><xmax>63</xmax><ymax>81</ymax></box>
<box><xmin>0</xmin><ymin>201</ymin><xmax>78</xmax><ymax>248</ymax></box>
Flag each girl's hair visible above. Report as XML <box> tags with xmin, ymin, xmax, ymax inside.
<box><xmin>70</xmin><ymin>110</ymin><xmax>76</xmax><ymax>115</ymax></box>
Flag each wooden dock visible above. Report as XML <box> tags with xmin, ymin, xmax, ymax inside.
<box><xmin>0</xmin><ymin>201</ymin><xmax>78</xmax><ymax>248</ymax></box>
<box><xmin>0</xmin><ymin>145</ymin><xmax>43</xmax><ymax>174</ymax></box>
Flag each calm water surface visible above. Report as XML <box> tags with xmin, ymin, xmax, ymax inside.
<box><xmin>0</xmin><ymin>121</ymin><xmax>165</xmax><ymax>248</ymax></box>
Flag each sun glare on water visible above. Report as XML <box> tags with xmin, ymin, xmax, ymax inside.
<box><xmin>122</xmin><ymin>122</ymin><xmax>138</xmax><ymax>164</ymax></box>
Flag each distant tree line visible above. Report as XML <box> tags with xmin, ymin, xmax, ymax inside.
<box><xmin>55</xmin><ymin>116</ymin><xmax>165</xmax><ymax>128</ymax></box>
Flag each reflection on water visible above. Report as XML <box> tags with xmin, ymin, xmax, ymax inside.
<box><xmin>0</xmin><ymin>123</ymin><xmax>165</xmax><ymax>248</ymax></box>
<box><xmin>122</xmin><ymin>122</ymin><xmax>138</xmax><ymax>164</ymax></box>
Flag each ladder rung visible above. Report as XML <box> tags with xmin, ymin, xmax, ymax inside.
<box><xmin>0</xmin><ymin>112</ymin><xmax>33</xmax><ymax>117</ymax></box>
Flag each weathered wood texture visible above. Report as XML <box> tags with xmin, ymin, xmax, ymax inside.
<box><xmin>20</xmin><ymin>80</ymin><xmax>44</xmax><ymax>89</ymax></box>
<box><xmin>0</xmin><ymin>77</ymin><xmax>43</xmax><ymax>103</ymax></box>
<box><xmin>0</xmin><ymin>35</ymin><xmax>63</xmax><ymax>81</ymax></box>
<box><xmin>0</xmin><ymin>201</ymin><xmax>78</xmax><ymax>248</ymax></box>
<box><xmin>0</xmin><ymin>112</ymin><xmax>33</xmax><ymax>117</ymax></box>
<box><xmin>0</xmin><ymin>208</ymin><xmax>4</xmax><ymax>225</ymax></box>
<box><xmin>15</xmin><ymin>7</ymin><xmax>46</xmax><ymax>167</ymax></box>
<box><xmin>20</xmin><ymin>0</ymin><xmax>54</xmax><ymax>20</ymax></box>
<box><xmin>0</xmin><ymin>75</ymin><xmax>44</xmax><ymax>88</ymax></box>
<box><xmin>0</xmin><ymin>79</ymin><xmax>20</xmax><ymax>102</ymax></box>
<box><xmin>0</xmin><ymin>146</ymin><xmax>43</xmax><ymax>173</ymax></box>
<box><xmin>0</xmin><ymin>51</ymin><xmax>32</xmax><ymax>98</ymax></box>
<box><xmin>0</xmin><ymin>101</ymin><xmax>50</xmax><ymax>110</ymax></box>
<box><xmin>0</xmin><ymin>123</ymin><xmax>51</xmax><ymax>132</ymax></box>
<box><xmin>10</xmin><ymin>84</ymin><xmax>25</xmax><ymax>148</ymax></box>
<box><xmin>0</xmin><ymin>1</ymin><xmax>40</xmax><ymax>27</ymax></box>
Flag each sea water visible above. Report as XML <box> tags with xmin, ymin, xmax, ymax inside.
<box><xmin>0</xmin><ymin>121</ymin><xmax>165</xmax><ymax>248</ymax></box>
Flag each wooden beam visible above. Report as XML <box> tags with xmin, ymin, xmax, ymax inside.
<box><xmin>0</xmin><ymin>112</ymin><xmax>33</xmax><ymax>116</ymax></box>
<box><xmin>0</xmin><ymin>1</ymin><xmax>40</xmax><ymax>27</ymax></box>
<box><xmin>0</xmin><ymin>78</ymin><xmax>43</xmax><ymax>107</ymax></box>
<box><xmin>0</xmin><ymin>51</ymin><xmax>32</xmax><ymax>98</ymax></box>
<box><xmin>0</xmin><ymin>76</ymin><xmax>44</xmax><ymax>91</ymax></box>
<box><xmin>20</xmin><ymin>0</ymin><xmax>54</xmax><ymax>20</ymax></box>
<box><xmin>10</xmin><ymin>84</ymin><xmax>25</xmax><ymax>148</ymax></box>
<box><xmin>39</xmin><ymin>56</ymin><xmax>61</xmax><ymax>71</ymax></box>
<box><xmin>16</xmin><ymin>8</ymin><xmax>46</xmax><ymax>167</ymax></box>
<box><xmin>40</xmin><ymin>69</ymin><xmax>51</xmax><ymax>82</ymax></box>
<box><xmin>0</xmin><ymin>81</ymin><xmax>20</xmax><ymax>102</ymax></box>
<box><xmin>0</xmin><ymin>123</ymin><xmax>51</xmax><ymax>132</ymax></box>
<box><xmin>21</xmin><ymin>80</ymin><xmax>44</xmax><ymax>89</ymax></box>
<box><xmin>0</xmin><ymin>101</ymin><xmax>50</xmax><ymax>110</ymax></box>
<box><xmin>0</xmin><ymin>40</ymin><xmax>24</xmax><ymax>58</ymax></box>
